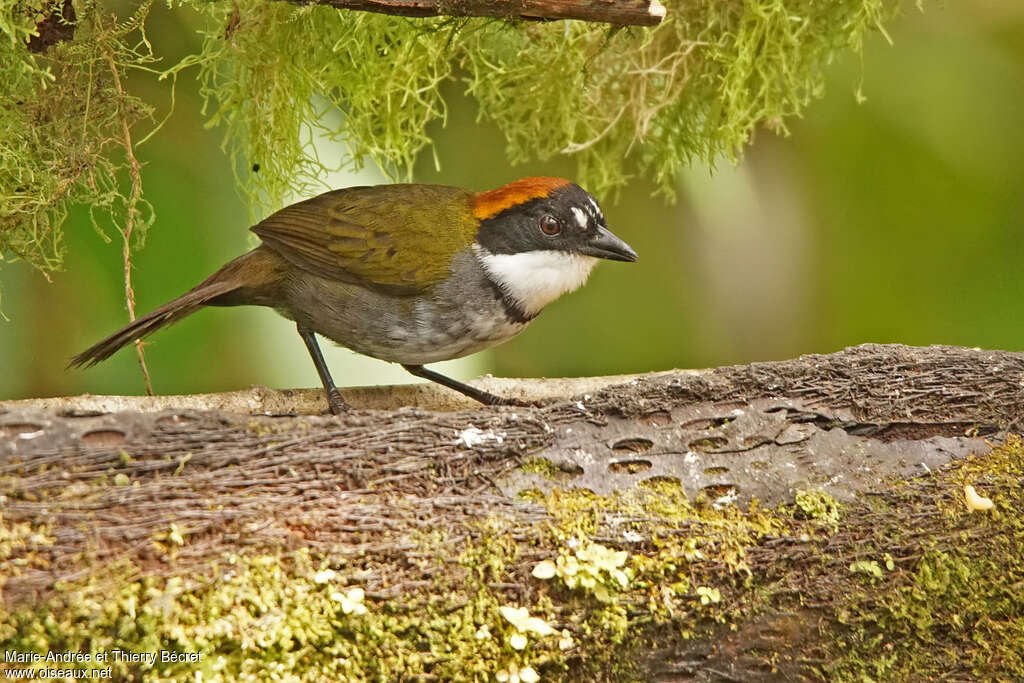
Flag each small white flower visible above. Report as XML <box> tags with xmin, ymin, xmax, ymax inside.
<box><xmin>558</xmin><ymin>629</ymin><xmax>574</xmax><ymax>650</ymax></box>
<box><xmin>333</xmin><ymin>587</ymin><xmax>367</xmax><ymax>615</ymax></box>
<box><xmin>509</xmin><ymin>632</ymin><xmax>528</xmax><ymax>650</ymax></box>
<box><xmin>610</xmin><ymin>568</ymin><xmax>630</xmax><ymax>588</ymax></box>
<box><xmin>313</xmin><ymin>569</ymin><xmax>336</xmax><ymax>584</ymax></box>
<box><xmin>531</xmin><ymin>560</ymin><xmax>557</xmax><ymax>580</ymax></box>
<box><xmin>496</xmin><ymin>663</ymin><xmax>530</xmax><ymax>683</ymax></box>
<box><xmin>697</xmin><ymin>586</ymin><xmax>721</xmax><ymax>605</ymax></box>
<box><xmin>475</xmin><ymin>625</ymin><xmax>491</xmax><ymax>640</ymax></box>
<box><xmin>499</xmin><ymin>606</ymin><xmax>556</xmax><ymax>636</ymax></box>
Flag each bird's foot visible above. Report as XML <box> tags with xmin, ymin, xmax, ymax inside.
<box><xmin>325</xmin><ymin>387</ymin><xmax>350</xmax><ymax>416</ymax></box>
<box><xmin>479</xmin><ymin>393</ymin><xmax>533</xmax><ymax>408</ymax></box>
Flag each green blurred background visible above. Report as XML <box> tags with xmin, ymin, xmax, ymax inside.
<box><xmin>2</xmin><ymin>2</ymin><xmax>1022</xmax><ymax>401</ymax></box>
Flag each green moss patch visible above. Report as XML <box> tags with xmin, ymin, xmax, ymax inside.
<box><xmin>6</xmin><ymin>435</ymin><xmax>1019</xmax><ymax>680</ymax></box>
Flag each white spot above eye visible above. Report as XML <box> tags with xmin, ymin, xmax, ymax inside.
<box><xmin>571</xmin><ymin>206</ymin><xmax>587</xmax><ymax>230</ymax></box>
<box><xmin>475</xmin><ymin>246</ymin><xmax>598</xmax><ymax>316</ymax></box>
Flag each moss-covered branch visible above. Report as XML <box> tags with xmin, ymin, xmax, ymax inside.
<box><xmin>1</xmin><ymin>0</ymin><xmax>904</xmax><ymax>292</ymax></box>
<box><xmin>302</xmin><ymin>0</ymin><xmax>665</xmax><ymax>26</ymax></box>
<box><xmin>2</xmin><ymin>344</ymin><xmax>1022</xmax><ymax>680</ymax></box>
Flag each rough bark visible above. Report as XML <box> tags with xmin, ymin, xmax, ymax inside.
<box><xmin>2</xmin><ymin>343</ymin><xmax>1022</xmax><ymax>680</ymax></box>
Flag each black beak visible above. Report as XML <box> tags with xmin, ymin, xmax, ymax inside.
<box><xmin>581</xmin><ymin>225</ymin><xmax>638</xmax><ymax>262</ymax></box>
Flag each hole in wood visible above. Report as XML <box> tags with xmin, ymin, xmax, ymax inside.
<box><xmin>638</xmin><ymin>475</ymin><xmax>682</xmax><ymax>491</ymax></box>
<box><xmin>644</xmin><ymin>411</ymin><xmax>672</xmax><ymax>427</ymax></box>
<box><xmin>3</xmin><ymin>423</ymin><xmax>43</xmax><ymax>437</ymax></box>
<box><xmin>81</xmin><ymin>429</ymin><xmax>126</xmax><ymax>447</ymax></box>
<box><xmin>612</xmin><ymin>437</ymin><xmax>654</xmax><ymax>454</ymax></box>
<box><xmin>689</xmin><ymin>436</ymin><xmax>727</xmax><ymax>452</ymax></box>
<box><xmin>701</xmin><ymin>484</ymin><xmax>737</xmax><ymax>500</ymax></box>
<box><xmin>703</xmin><ymin>466</ymin><xmax>729</xmax><ymax>476</ymax></box>
<box><xmin>58</xmin><ymin>409</ymin><xmax>107</xmax><ymax>418</ymax></box>
<box><xmin>679</xmin><ymin>416</ymin><xmax>733</xmax><ymax>430</ymax></box>
<box><xmin>557</xmin><ymin>462</ymin><xmax>584</xmax><ymax>476</ymax></box>
<box><xmin>758</xmin><ymin>627</ymin><xmax>786</xmax><ymax>640</ymax></box>
<box><xmin>609</xmin><ymin>459</ymin><xmax>653</xmax><ymax>474</ymax></box>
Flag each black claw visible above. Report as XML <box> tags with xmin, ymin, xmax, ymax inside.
<box><xmin>326</xmin><ymin>388</ymin><xmax>348</xmax><ymax>415</ymax></box>
<box><xmin>482</xmin><ymin>394</ymin><xmax>530</xmax><ymax>407</ymax></box>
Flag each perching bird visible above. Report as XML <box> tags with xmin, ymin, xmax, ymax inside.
<box><xmin>71</xmin><ymin>177</ymin><xmax>637</xmax><ymax>413</ymax></box>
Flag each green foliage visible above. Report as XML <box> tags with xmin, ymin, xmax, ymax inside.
<box><xmin>175</xmin><ymin>0</ymin><xmax>455</xmax><ymax>218</ymax></box>
<box><xmin>0</xmin><ymin>0</ymin><xmax>901</xmax><ymax>289</ymax></box>
<box><xmin>795</xmin><ymin>488</ymin><xmax>842</xmax><ymax>530</ymax></box>
<box><xmin>0</xmin><ymin>0</ymin><xmax>156</xmax><ymax>284</ymax></box>
<box><xmin>188</xmin><ymin>0</ymin><xmax>901</xmax><ymax>214</ymax></box>
<box><xmin>821</xmin><ymin>438</ymin><xmax>1024</xmax><ymax>680</ymax></box>
<box><xmin>531</xmin><ymin>541</ymin><xmax>632</xmax><ymax>603</ymax></box>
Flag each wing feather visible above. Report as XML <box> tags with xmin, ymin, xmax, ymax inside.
<box><xmin>252</xmin><ymin>185</ymin><xmax>477</xmax><ymax>295</ymax></box>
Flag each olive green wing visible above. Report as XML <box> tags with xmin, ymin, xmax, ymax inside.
<box><xmin>252</xmin><ymin>184</ymin><xmax>478</xmax><ymax>295</ymax></box>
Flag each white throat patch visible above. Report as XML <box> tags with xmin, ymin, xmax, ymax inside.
<box><xmin>475</xmin><ymin>246</ymin><xmax>599</xmax><ymax>317</ymax></box>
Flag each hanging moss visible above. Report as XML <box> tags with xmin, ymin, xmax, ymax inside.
<box><xmin>0</xmin><ymin>0</ymin><xmax>156</xmax><ymax>290</ymax></box>
<box><xmin>0</xmin><ymin>0</ymin><xmax>902</xmax><ymax>292</ymax></box>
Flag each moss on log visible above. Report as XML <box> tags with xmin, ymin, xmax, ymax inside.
<box><xmin>2</xmin><ymin>344</ymin><xmax>1023</xmax><ymax>681</ymax></box>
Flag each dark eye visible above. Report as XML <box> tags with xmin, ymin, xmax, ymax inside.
<box><xmin>540</xmin><ymin>215</ymin><xmax>561</xmax><ymax>235</ymax></box>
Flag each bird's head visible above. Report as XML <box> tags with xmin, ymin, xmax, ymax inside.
<box><xmin>471</xmin><ymin>177</ymin><xmax>637</xmax><ymax>317</ymax></box>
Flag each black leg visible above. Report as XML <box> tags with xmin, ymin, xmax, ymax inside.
<box><xmin>297</xmin><ymin>325</ymin><xmax>347</xmax><ymax>415</ymax></box>
<box><xmin>402</xmin><ymin>364</ymin><xmax>522</xmax><ymax>406</ymax></box>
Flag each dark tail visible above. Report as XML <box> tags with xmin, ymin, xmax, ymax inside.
<box><xmin>69</xmin><ymin>247</ymin><xmax>284</xmax><ymax>368</ymax></box>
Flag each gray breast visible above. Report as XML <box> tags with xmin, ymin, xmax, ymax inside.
<box><xmin>278</xmin><ymin>249</ymin><xmax>530</xmax><ymax>365</ymax></box>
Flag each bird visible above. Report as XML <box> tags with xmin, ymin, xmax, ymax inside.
<box><xmin>70</xmin><ymin>177</ymin><xmax>638</xmax><ymax>414</ymax></box>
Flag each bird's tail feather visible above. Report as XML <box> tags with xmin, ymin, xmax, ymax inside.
<box><xmin>69</xmin><ymin>247</ymin><xmax>282</xmax><ymax>368</ymax></box>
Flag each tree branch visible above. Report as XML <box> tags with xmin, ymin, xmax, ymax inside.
<box><xmin>298</xmin><ymin>0</ymin><xmax>666</xmax><ymax>26</ymax></box>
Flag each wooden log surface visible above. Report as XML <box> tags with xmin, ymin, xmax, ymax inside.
<box><xmin>2</xmin><ymin>343</ymin><xmax>1022</xmax><ymax>680</ymax></box>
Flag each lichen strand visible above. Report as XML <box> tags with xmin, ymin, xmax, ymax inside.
<box><xmin>1</xmin><ymin>0</ymin><xmax>901</xmax><ymax>283</ymax></box>
<box><xmin>185</xmin><ymin>0</ymin><xmax>454</xmax><ymax>219</ymax></box>
<box><xmin>196</xmin><ymin>0</ymin><xmax>901</xmax><ymax>211</ymax></box>
<box><xmin>0</xmin><ymin>0</ymin><xmax>156</xmax><ymax>283</ymax></box>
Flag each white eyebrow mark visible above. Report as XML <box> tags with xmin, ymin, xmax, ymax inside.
<box><xmin>586</xmin><ymin>195</ymin><xmax>604</xmax><ymax>221</ymax></box>
<box><xmin>571</xmin><ymin>206</ymin><xmax>587</xmax><ymax>229</ymax></box>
